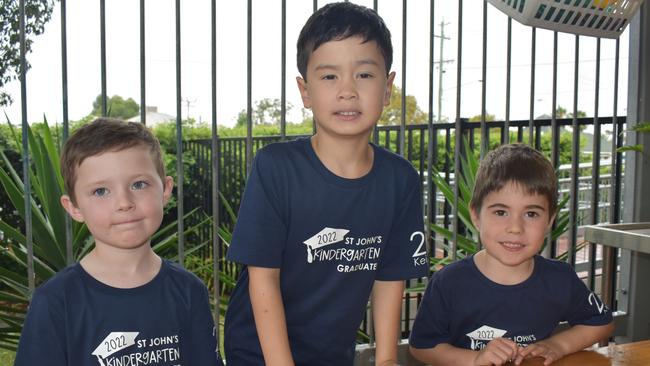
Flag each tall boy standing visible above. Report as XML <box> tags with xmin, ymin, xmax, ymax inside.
<box><xmin>224</xmin><ymin>2</ymin><xmax>429</xmax><ymax>365</ymax></box>
<box><xmin>409</xmin><ymin>144</ymin><xmax>614</xmax><ymax>366</ymax></box>
<box><xmin>14</xmin><ymin>118</ymin><xmax>223</xmax><ymax>366</ymax></box>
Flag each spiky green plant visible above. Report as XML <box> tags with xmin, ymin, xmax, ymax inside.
<box><xmin>617</xmin><ymin>122</ymin><xmax>650</xmax><ymax>153</ymax></box>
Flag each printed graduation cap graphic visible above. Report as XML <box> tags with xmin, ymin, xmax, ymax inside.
<box><xmin>466</xmin><ymin>325</ymin><xmax>507</xmax><ymax>350</ymax></box>
<box><xmin>303</xmin><ymin>227</ymin><xmax>350</xmax><ymax>263</ymax></box>
<box><xmin>92</xmin><ymin>332</ymin><xmax>139</xmax><ymax>366</ymax></box>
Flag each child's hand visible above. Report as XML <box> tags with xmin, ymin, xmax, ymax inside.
<box><xmin>473</xmin><ymin>338</ymin><xmax>519</xmax><ymax>366</ymax></box>
<box><xmin>514</xmin><ymin>339</ymin><xmax>564</xmax><ymax>365</ymax></box>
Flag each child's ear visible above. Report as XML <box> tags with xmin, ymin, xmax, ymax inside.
<box><xmin>547</xmin><ymin>212</ymin><xmax>557</xmax><ymax>232</ymax></box>
<box><xmin>162</xmin><ymin>176</ymin><xmax>174</xmax><ymax>205</ymax></box>
<box><xmin>383</xmin><ymin>71</ymin><xmax>396</xmax><ymax>107</ymax></box>
<box><xmin>60</xmin><ymin>195</ymin><xmax>84</xmax><ymax>223</ymax></box>
<box><xmin>296</xmin><ymin>76</ymin><xmax>311</xmax><ymax>109</ymax></box>
<box><xmin>470</xmin><ymin>206</ymin><xmax>481</xmax><ymax>230</ymax></box>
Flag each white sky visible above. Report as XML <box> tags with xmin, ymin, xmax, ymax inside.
<box><xmin>2</xmin><ymin>0</ymin><xmax>630</xmax><ymax>128</ymax></box>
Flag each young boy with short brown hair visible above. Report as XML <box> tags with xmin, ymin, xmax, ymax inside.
<box><xmin>409</xmin><ymin>143</ymin><xmax>614</xmax><ymax>366</ymax></box>
<box><xmin>15</xmin><ymin>118</ymin><xmax>223</xmax><ymax>366</ymax></box>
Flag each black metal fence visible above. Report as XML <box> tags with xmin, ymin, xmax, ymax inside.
<box><xmin>184</xmin><ymin>115</ymin><xmax>626</xmax><ymax>338</ymax></box>
<box><xmin>11</xmin><ymin>0</ymin><xmax>635</xmax><ymax>350</ymax></box>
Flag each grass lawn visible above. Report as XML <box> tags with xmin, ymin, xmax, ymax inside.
<box><xmin>0</xmin><ymin>348</ymin><xmax>15</xmax><ymax>365</ymax></box>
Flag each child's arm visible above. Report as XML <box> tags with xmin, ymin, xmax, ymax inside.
<box><xmin>248</xmin><ymin>265</ymin><xmax>295</xmax><ymax>366</ymax></box>
<box><xmin>410</xmin><ymin>339</ymin><xmax>519</xmax><ymax>366</ymax></box>
<box><xmin>514</xmin><ymin>322</ymin><xmax>614</xmax><ymax>365</ymax></box>
<box><xmin>371</xmin><ymin>280</ymin><xmax>404</xmax><ymax>366</ymax></box>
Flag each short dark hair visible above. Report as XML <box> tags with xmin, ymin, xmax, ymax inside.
<box><xmin>470</xmin><ymin>143</ymin><xmax>558</xmax><ymax>218</ymax></box>
<box><xmin>61</xmin><ymin>117</ymin><xmax>165</xmax><ymax>204</ymax></box>
<box><xmin>296</xmin><ymin>2</ymin><xmax>393</xmax><ymax>80</ymax></box>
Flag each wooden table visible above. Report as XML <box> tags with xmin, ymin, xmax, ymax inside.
<box><xmin>512</xmin><ymin>340</ymin><xmax>650</xmax><ymax>365</ymax></box>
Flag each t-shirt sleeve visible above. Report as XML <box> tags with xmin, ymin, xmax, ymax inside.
<box><xmin>409</xmin><ymin>271</ymin><xmax>451</xmax><ymax>349</ymax></box>
<box><xmin>376</xmin><ymin>170</ymin><xmax>429</xmax><ymax>281</ymax></box>
<box><xmin>14</xmin><ymin>288</ymin><xmax>67</xmax><ymax>365</ymax></box>
<box><xmin>564</xmin><ymin>267</ymin><xmax>613</xmax><ymax>326</ymax></box>
<box><xmin>187</xmin><ymin>281</ymin><xmax>224</xmax><ymax>366</ymax></box>
<box><xmin>226</xmin><ymin>148</ymin><xmax>287</xmax><ymax>268</ymax></box>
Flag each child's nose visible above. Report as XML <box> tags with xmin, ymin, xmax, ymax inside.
<box><xmin>116</xmin><ymin>191</ymin><xmax>135</xmax><ymax>211</ymax></box>
<box><xmin>337</xmin><ymin>77</ymin><xmax>358</xmax><ymax>100</ymax></box>
<box><xmin>506</xmin><ymin>216</ymin><xmax>523</xmax><ymax>234</ymax></box>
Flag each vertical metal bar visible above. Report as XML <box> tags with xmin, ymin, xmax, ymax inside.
<box><xmin>529</xmin><ymin>28</ymin><xmax>536</xmax><ymax>146</ymax></box>
<box><xmin>60</xmin><ymin>0</ymin><xmax>73</xmax><ymax>265</ymax></box>
<box><xmin>175</xmin><ymin>0</ymin><xmax>185</xmax><ymax>266</ymax></box>
<box><xmin>549</xmin><ymin>32</ymin><xmax>558</xmax><ymax>259</ymax></box>
<box><xmin>370</xmin><ymin>0</ymin><xmax>380</xmax><ymax>148</ymax></box>
<box><xmin>551</xmin><ymin>32</ymin><xmax>559</xmax><ymax>169</ymax></box>
<box><xmin>61</xmin><ymin>0</ymin><xmax>69</xmax><ymax>141</ymax></box>
<box><xmin>444</xmin><ymin>128</ymin><xmax>451</xmax><ymax>247</ymax></box>
<box><xmin>140</xmin><ymin>0</ymin><xmax>146</xmax><ymax>125</ymax></box>
<box><xmin>480</xmin><ymin>0</ymin><xmax>488</xmax><ymax>158</ymax></box>
<box><xmin>311</xmin><ymin>0</ymin><xmax>317</xmax><ymax>152</ymax></box>
<box><xmin>246</xmin><ymin>0</ymin><xmax>253</xmax><ymax>175</ymax></box>
<box><xmin>210</xmin><ymin>0</ymin><xmax>221</xmax><ymax>346</ymax></box>
<box><xmin>504</xmin><ymin>17</ymin><xmax>512</xmax><ymax>144</ymax></box>
<box><xmin>100</xmin><ymin>0</ymin><xmax>107</xmax><ymax>116</ymax></box>
<box><xmin>426</xmin><ymin>0</ymin><xmax>435</xmax><ymax>258</ymax></box>
<box><xmin>568</xmin><ymin>35</ymin><xmax>580</xmax><ymax>267</ymax></box>
<box><xmin>452</xmin><ymin>0</ymin><xmax>463</xmax><ymax>260</ymax></box>
<box><xmin>610</xmin><ymin>40</ymin><xmax>620</xmax><ymax>225</ymax></box>
<box><xmin>19</xmin><ymin>0</ymin><xmax>34</xmax><ymax>293</ymax></box>
<box><xmin>280</xmin><ymin>0</ymin><xmax>287</xmax><ymax>139</ymax></box>
<box><xmin>588</xmin><ymin>38</ymin><xmax>601</xmax><ymax>290</ymax></box>
<box><xmin>399</xmin><ymin>0</ymin><xmax>407</xmax><ymax>156</ymax></box>
<box><xmin>606</xmin><ymin>39</ymin><xmax>621</xmax><ymax>308</ymax></box>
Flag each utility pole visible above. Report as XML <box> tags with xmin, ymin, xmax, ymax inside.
<box><xmin>183</xmin><ymin>97</ymin><xmax>196</xmax><ymax>121</ymax></box>
<box><xmin>434</xmin><ymin>20</ymin><xmax>454</xmax><ymax>123</ymax></box>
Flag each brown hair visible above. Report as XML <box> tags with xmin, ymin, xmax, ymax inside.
<box><xmin>470</xmin><ymin>143</ymin><xmax>558</xmax><ymax>218</ymax></box>
<box><xmin>60</xmin><ymin>118</ymin><xmax>165</xmax><ymax>204</ymax></box>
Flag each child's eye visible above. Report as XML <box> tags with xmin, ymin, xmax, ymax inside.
<box><xmin>93</xmin><ymin>187</ymin><xmax>109</xmax><ymax>197</ymax></box>
<box><xmin>358</xmin><ymin>72</ymin><xmax>373</xmax><ymax>79</ymax></box>
<box><xmin>321</xmin><ymin>74</ymin><xmax>336</xmax><ymax>80</ymax></box>
<box><xmin>525</xmin><ymin>211</ymin><xmax>540</xmax><ymax>218</ymax></box>
<box><xmin>132</xmin><ymin>181</ymin><xmax>149</xmax><ymax>190</ymax></box>
<box><xmin>494</xmin><ymin>210</ymin><xmax>507</xmax><ymax>217</ymax></box>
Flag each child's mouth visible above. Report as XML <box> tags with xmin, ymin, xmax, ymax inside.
<box><xmin>499</xmin><ymin>241</ymin><xmax>525</xmax><ymax>250</ymax></box>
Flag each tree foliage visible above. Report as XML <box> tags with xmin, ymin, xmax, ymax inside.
<box><xmin>0</xmin><ymin>0</ymin><xmax>56</xmax><ymax>106</ymax></box>
<box><xmin>468</xmin><ymin>113</ymin><xmax>496</xmax><ymax>122</ymax></box>
<box><xmin>236</xmin><ymin>98</ymin><xmax>294</xmax><ymax>126</ymax></box>
<box><xmin>91</xmin><ymin>94</ymin><xmax>140</xmax><ymax>120</ymax></box>
<box><xmin>378</xmin><ymin>86</ymin><xmax>428</xmax><ymax>125</ymax></box>
<box><xmin>555</xmin><ymin>105</ymin><xmax>586</xmax><ymax>119</ymax></box>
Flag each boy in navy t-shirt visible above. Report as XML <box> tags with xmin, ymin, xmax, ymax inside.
<box><xmin>224</xmin><ymin>2</ymin><xmax>429</xmax><ymax>365</ymax></box>
<box><xmin>14</xmin><ymin>118</ymin><xmax>223</xmax><ymax>366</ymax></box>
<box><xmin>409</xmin><ymin>144</ymin><xmax>614</xmax><ymax>365</ymax></box>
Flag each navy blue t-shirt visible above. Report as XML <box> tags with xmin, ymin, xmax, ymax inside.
<box><xmin>14</xmin><ymin>259</ymin><xmax>223</xmax><ymax>366</ymax></box>
<box><xmin>409</xmin><ymin>255</ymin><xmax>612</xmax><ymax>351</ymax></box>
<box><xmin>224</xmin><ymin>138</ymin><xmax>429</xmax><ymax>366</ymax></box>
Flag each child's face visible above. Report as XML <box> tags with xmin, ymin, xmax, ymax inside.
<box><xmin>297</xmin><ymin>36</ymin><xmax>395</xmax><ymax>140</ymax></box>
<box><xmin>60</xmin><ymin>145</ymin><xmax>173</xmax><ymax>252</ymax></box>
<box><xmin>470</xmin><ymin>181</ymin><xmax>554</xmax><ymax>271</ymax></box>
